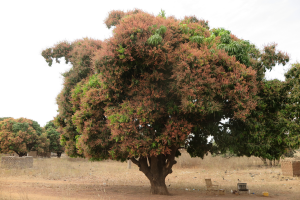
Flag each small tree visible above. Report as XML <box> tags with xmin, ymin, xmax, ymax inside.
<box><xmin>0</xmin><ymin>118</ymin><xmax>49</xmax><ymax>157</ymax></box>
<box><xmin>42</xmin><ymin>9</ymin><xmax>299</xmax><ymax>195</ymax></box>
<box><xmin>44</xmin><ymin>120</ymin><xmax>64</xmax><ymax>157</ymax></box>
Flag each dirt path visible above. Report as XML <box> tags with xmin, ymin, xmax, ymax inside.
<box><xmin>0</xmin><ymin>178</ymin><xmax>297</xmax><ymax>200</ymax></box>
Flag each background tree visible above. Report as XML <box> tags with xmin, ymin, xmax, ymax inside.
<box><xmin>0</xmin><ymin>118</ymin><xmax>49</xmax><ymax>157</ymax></box>
<box><xmin>0</xmin><ymin>117</ymin><xmax>11</xmax><ymax>121</ymax></box>
<box><xmin>211</xmin><ymin>69</ymin><xmax>300</xmax><ymax>164</ymax></box>
<box><xmin>42</xmin><ymin>9</ymin><xmax>298</xmax><ymax>195</ymax></box>
<box><xmin>205</xmin><ymin>62</ymin><xmax>300</xmax><ymax>166</ymax></box>
<box><xmin>42</xmin><ymin>38</ymin><xmax>103</xmax><ymax>158</ymax></box>
<box><xmin>44</xmin><ymin>120</ymin><xmax>64</xmax><ymax>158</ymax></box>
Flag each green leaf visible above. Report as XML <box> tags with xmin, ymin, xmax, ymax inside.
<box><xmin>190</xmin><ymin>36</ymin><xmax>204</xmax><ymax>45</ymax></box>
<box><xmin>158</xmin><ymin>9</ymin><xmax>166</xmax><ymax>18</ymax></box>
<box><xmin>155</xmin><ymin>25</ymin><xmax>167</xmax><ymax>35</ymax></box>
<box><xmin>147</xmin><ymin>34</ymin><xmax>163</xmax><ymax>46</ymax></box>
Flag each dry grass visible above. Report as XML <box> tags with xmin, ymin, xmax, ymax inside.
<box><xmin>0</xmin><ymin>152</ymin><xmax>269</xmax><ymax>184</ymax></box>
<box><xmin>0</xmin><ymin>151</ymin><xmax>300</xmax><ymax>199</ymax></box>
<box><xmin>172</xmin><ymin>150</ymin><xmax>300</xmax><ymax>193</ymax></box>
<box><xmin>175</xmin><ymin>150</ymin><xmax>268</xmax><ymax>170</ymax></box>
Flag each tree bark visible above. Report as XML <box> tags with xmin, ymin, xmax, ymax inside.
<box><xmin>127</xmin><ymin>159</ymin><xmax>131</xmax><ymax>169</ymax></box>
<box><xmin>18</xmin><ymin>152</ymin><xmax>27</xmax><ymax>157</ymax></box>
<box><xmin>268</xmin><ymin>159</ymin><xmax>273</xmax><ymax>166</ymax></box>
<box><xmin>57</xmin><ymin>152</ymin><xmax>62</xmax><ymax>158</ymax></box>
<box><xmin>149</xmin><ymin>176</ymin><xmax>169</xmax><ymax>195</ymax></box>
<box><xmin>130</xmin><ymin>146</ymin><xmax>178</xmax><ymax>195</ymax></box>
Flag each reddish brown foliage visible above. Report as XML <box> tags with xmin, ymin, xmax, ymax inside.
<box><xmin>42</xmin><ymin>9</ymin><xmax>293</xmax><ymax>195</ymax></box>
<box><xmin>0</xmin><ymin>118</ymin><xmax>49</xmax><ymax>157</ymax></box>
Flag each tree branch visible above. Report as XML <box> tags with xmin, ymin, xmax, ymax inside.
<box><xmin>139</xmin><ymin>157</ymin><xmax>152</xmax><ymax>180</ymax></box>
<box><xmin>130</xmin><ymin>157</ymin><xmax>139</xmax><ymax>166</ymax></box>
<box><xmin>163</xmin><ymin>145</ymin><xmax>178</xmax><ymax>177</ymax></box>
<box><xmin>219</xmin><ymin>122</ymin><xmax>231</xmax><ymax>127</ymax></box>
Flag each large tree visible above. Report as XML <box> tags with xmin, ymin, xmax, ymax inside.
<box><xmin>0</xmin><ymin>118</ymin><xmax>49</xmax><ymax>157</ymax></box>
<box><xmin>42</xmin><ymin>9</ymin><xmax>299</xmax><ymax>195</ymax></box>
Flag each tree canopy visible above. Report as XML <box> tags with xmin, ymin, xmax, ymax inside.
<box><xmin>212</xmin><ymin>76</ymin><xmax>300</xmax><ymax>161</ymax></box>
<box><xmin>42</xmin><ymin>9</ymin><xmax>299</xmax><ymax>195</ymax></box>
<box><xmin>0</xmin><ymin>117</ymin><xmax>11</xmax><ymax>121</ymax></box>
<box><xmin>0</xmin><ymin>118</ymin><xmax>49</xmax><ymax>157</ymax></box>
<box><xmin>44</xmin><ymin>120</ymin><xmax>64</xmax><ymax>157</ymax></box>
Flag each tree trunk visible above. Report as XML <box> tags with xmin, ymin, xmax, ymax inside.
<box><xmin>18</xmin><ymin>152</ymin><xmax>27</xmax><ymax>157</ymax></box>
<box><xmin>149</xmin><ymin>176</ymin><xmax>169</xmax><ymax>195</ymax></box>
<box><xmin>130</xmin><ymin>146</ymin><xmax>178</xmax><ymax>195</ymax></box>
<box><xmin>260</xmin><ymin>157</ymin><xmax>267</xmax><ymax>166</ymax></box>
<box><xmin>127</xmin><ymin>159</ymin><xmax>131</xmax><ymax>169</ymax></box>
<box><xmin>276</xmin><ymin>159</ymin><xmax>280</xmax><ymax>166</ymax></box>
<box><xmin>57</xmin><ymin>152</ymin><xmax>62</xmax><ymax>158</ymax></box>
<box><xmin>269</xmin><ymin>159</ymin><xmax>273</xmax><ymax>166</ymax></box>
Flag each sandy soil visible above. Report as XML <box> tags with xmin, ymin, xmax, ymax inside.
<box><xmin>1</xmin><ymin>170</ymin><xmax>299</xmax><ymax>200</ymax></box>
<box><xmin>0</xmin><ymin>154</ymin><xmax>299</xmax><ymax>200</ymax></box>
<box><xmin>1</xmin><ymin>177</ymin><xmax>298</xmax><ymax>200</ymax></box>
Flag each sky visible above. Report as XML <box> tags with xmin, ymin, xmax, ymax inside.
<box><xmin>0</xmin><ymin>0</ymin><xmax>299</xmax><ymax>127</ymax></box>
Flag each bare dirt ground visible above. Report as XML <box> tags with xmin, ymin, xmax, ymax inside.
<box><xmin>1</xmin><ymin>151</ymin><xmax>300</xmax><ymax>200</ymax></box>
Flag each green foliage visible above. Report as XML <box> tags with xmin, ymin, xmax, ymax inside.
<box><xmin>147</xmin><ymin>34</ymin><xmax>163</xmax><ymax>46</ymax></box>
<box><xmin>204</xmin><ymin>34</ymin><xmax>216</xmax><ymax>47</ymax></box>
<box><xmin>157</xmin><ymin>9</ymin><xmax>166</xmax><ymax>19</ymax></box>
<box><xmin>213</xmin><ymin>28</ymin><xmax>252</xmax><ymax>67</ymax></box>
<box><xmin>41</xmin><ymin>38</ymin><xmax>103</xmax><ymax>158</ymax></box>
<box><xmin>44</xmin><ymin>120</ymin><xmax>64</xmax><ymax>153</ymax></box>
<box><xmin>210</xmin><ymin>78</ymin><xmax>300</xmax><ymax>161</ymax></box>
<box><xmin>212</xmin><ymin>28</ymin><xmax>231</xmax><ymax>37</ymax></box>
<box><xmin>0</xmin><ymin>117</ymin><xmax>11</xmax><ymax>121</ymax></box>
<box><xmin>179</xmin><ymin>24</ymin><xmax>189</xmax><ymax>34</ymax></box>
<box><xmin>147</xmin><ymin>25</ymin><xmax>167</xmax><ymax>47</ymax></box>
<box><xmin>155</xmin><ymin>25</ymin><xmax>167</xmax><ymax>35</ymax></box>
<box><xmin>189</xmin><ymin>36</ymin><xmax>204</xmax><ymax>45</ymax></box>
<box><xmin>117</xmin><ymin>44</ymin><xmax>126</xmax><ymax>59</ymax></box>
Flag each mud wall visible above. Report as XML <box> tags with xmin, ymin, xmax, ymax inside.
<box><xmin>1</xmin><ymin>156</ymin><xmax>33</xmax><ymax>169</ymax></box>
<box><xmin>281</xmin><ymin>160</ymin><xmax>300</xmax><ymax>177</ymax></box>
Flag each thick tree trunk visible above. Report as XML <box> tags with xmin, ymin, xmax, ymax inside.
<box><xmin>149</xmin><ymin>176</ymin><xmax>169</xmax><ymax>195</ymax></box>
<box><xmin>130</xmin><ymin>146</ymin><xmax>178</xmax><ymax>195</ymax></box>
<box><xmin>18</xmin><ymin>152</ymin><xmax>27</xmax><ymax>157</ymax></box>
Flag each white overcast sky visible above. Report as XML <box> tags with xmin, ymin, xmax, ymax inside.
<box><xmin>0</xmin><ymin>0</ymin><xmax>299</xmax><ymax>127</ymax></box>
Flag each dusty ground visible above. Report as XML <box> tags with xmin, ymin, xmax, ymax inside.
<box><xmin>0</xmin><ymin>152</ymin><xmax>299</xmax><ymax>200</ymax></box>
